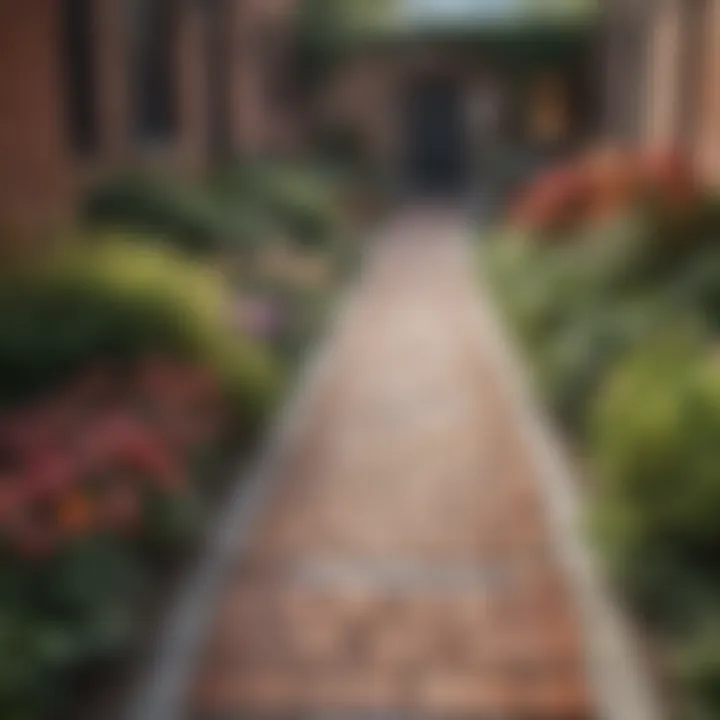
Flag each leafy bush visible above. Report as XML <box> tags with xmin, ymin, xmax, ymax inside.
<box><xmin>590</xmin><ymin>330</ymin><xmax>719</xmax><ymax>577</ymax></box>
<box><xmin>0</xmin><ymin>538</ymin><xmax>142</xmax><ymax>719</ymax></box>
<box><xmin>588</xmin><ymin>330</ymin><xmax>720</xmax><ymax>715</ymax></box>
<box><xmin>674</xmin><ymin>621</ymin><xmax>720</xmax><ymax>720</ymax></box>
<box><xmin>84</xmin><ymin>175</ymin><xmax>265</xmax><ymax>254</ymax></box>
<box><xmin>483</xmin><ymin>221</ymin><xmax>667</xmax><ymax>430</ymax></box>
<box><xmin>212</xmin><ymin>161</ymin><xmax>343</xmax><ymax>249</ymax></box>
<box><xmin>0</xmin><ymin>239</ymin><xmax>281</xmax><ymax>427</ymax></box>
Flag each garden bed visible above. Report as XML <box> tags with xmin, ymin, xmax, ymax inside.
<box><xmin>482</xmin><ymin>147</ymin><xmax>720</xmax><ymax>719</ymax></box>
<box><xmin>60</xmin><ymin>451</ymin><xmax>236</xmax><ymax>720</ymax></box>
<box><xmin>0</xmin><ymin>159</ymin><xmax>353</xmax><ymax>720</ymax></box>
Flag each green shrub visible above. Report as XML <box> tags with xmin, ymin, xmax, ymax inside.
<box><xmin>589</xmin><ymin>329</ymin><xmax>720</xmax><ymax>597</ymax></box>
<box><xmin>0</xmin><ymin>239</ymin><xmax>282</xmax><ymax>422</ymax></box>
<box><xmin>674</xmin><ymin>621</ymin><xmax>720</xmax><ymax>720</ymax></box>
<box><xmin>482</xmin><ymin>222</ymin><xmax>664</xmax><ymax>430</ymax></box>
<box><xmin>534</xmin><ymin>297</ymin><xmax>666</xmax><ymax>431</ymax></box>
<box><xmin>84</xmin><ymin>175</ymin><xmax>265</xmax><ymax>254</ymax></box>
<box><xmin>0</xmin><ymin>539</ymin><xmax>142</xmax><ymax>719</ymax></box>
<box><xmin>658</xmin><ymin>244</ymin><xmax>720</xmax><ymax>333</ymax></box>
<box><xmin>212</xmin><ymin>161</ymin><xmax>342</xmax><ymax>249</ymax></box>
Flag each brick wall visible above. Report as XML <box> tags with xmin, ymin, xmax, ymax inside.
<box><xmin>0</xmin><ymin>1</ymin><xmax>72</xmax><ymax>233</ymax></box>
<box><xmin>643</xmin><ymin>0</ymin><xmax>681</xmax><ymax>146</ymax></box>
<box><xmin>0</xmin><ymin>0</ymin><xmax>218</xmax><ymax>237</ymax></box>
<box><xmin>626</xmin><ymin>0</ymin><xmax>720</xmax><ymax>189</ymax></box>
<box><xmin>696</xmin><ymin>0</ymin><xmax>720</xmax><ymax>186</ymax></box>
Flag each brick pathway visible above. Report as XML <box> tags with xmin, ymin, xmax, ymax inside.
<box><xmin>192</xmin><ymin>212</ymin><xmax>596</xmax><ymax>719</ymax></box>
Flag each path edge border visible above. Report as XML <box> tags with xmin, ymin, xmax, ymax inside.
<box><xmin>122</xmin><ymin>249</ymin><xmax>371</xmax><ymax>720</ymax></box>
<box><xmin>472</xmin><ymin>240</ymin><xmax>663</xmax><ymax>720</ymax></box>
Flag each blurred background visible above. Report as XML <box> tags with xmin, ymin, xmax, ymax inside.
<box><xmin>2</xmin><ymin>0</ymin><xmax>720</xmax><ymax>718</ymax></box>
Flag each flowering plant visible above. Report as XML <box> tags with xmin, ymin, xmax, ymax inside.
<box><xmin>510</xmin><ymin>147</ymin><xmax>702</xmax><ymax>238</ymax></box>
<box><xmin>0</xmin><ymin>359</ymin><xmax>224</xmax><ymax>559</ymax></box>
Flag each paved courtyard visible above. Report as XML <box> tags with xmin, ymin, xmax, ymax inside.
<box><xmin>191</xmin><ymin>210</ymin><xmax>596</xmax><ymax>718</ymax></box>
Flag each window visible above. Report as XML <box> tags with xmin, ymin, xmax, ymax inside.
<box><xmin>205</xmin><ymin>0</ymin><xmax>231</xmax><ymax>156</ymax></box>
<box><xmin>132</xmin><ymin>0</ymin><xmax>178</xmax><ymax>142</ymax></box>
<box><xmin>62</xmin><ymin>0</ymin><xmax>97</xmax><ymax>155</ymax></box>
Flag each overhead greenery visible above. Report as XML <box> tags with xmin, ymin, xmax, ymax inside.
<box><xmin>295</xmin><ymin>0</ymin><xmax>597</xmax><ymax>80</ymax></box>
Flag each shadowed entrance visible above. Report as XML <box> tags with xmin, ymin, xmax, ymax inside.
<box><xmin>404</xmin><ymin>78</ymin><xmax>470</xmax><ymax>197</ymax></box>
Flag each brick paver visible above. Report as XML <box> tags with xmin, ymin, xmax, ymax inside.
<box><xmin>192</xmin><ymin>212</ymin><xmax>596</xmax><ymax>719</ymax></box>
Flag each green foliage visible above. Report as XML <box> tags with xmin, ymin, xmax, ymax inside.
<box><xmin>0</xmin><ymin>239</ymin><xmax>285</xmax><ymax>719</ymax></box>
<box><xmin>675</xmin><ymin>621</ymin><xmax>720</xmax><ymax>720</ymax></box>
<box><xmin>0</xmin><ymin>539</ymin><xmax>143</xmax><ymax>719</ymax></box>
<box><xmin>590</xmin><ymin>331</ymin><xmax>720</xmax><ymax>571</ymax></box>
<box><xmin>482</xmin><ymin>218</ymin><xmax>665</xmax><ymax>431</ymax></box>
<box><xmin>84</xmin><ymin>175</ymin><xmax>262</xmax><ymax>254</ymax></box>
<box><xmin>297</xmin><ymin>0</ymin><xmax>394</xmax><ymax>53</ymax></box>
<box><xmin>0</xmin><ymin>238</ymin><xmax>282</xmax><ymax>424</ymax></box>
<box><xmin>212</xmin><ymin>161</ymin><xmax>343</xmax><ymax>249</ymax></box>
<box><xmin>84</xmin><ymin>163</ymin><xmax>346</xmax><ymax>258</ymax></box>
<box><xmin>486</xmin><ymin>165</ymin><xmax>720</xmax><ymax>717</ymax></box>
<box><xmin>588</xmin><ymin>332</ymin><xmax>720</xmax><ymax>715</ymax></box>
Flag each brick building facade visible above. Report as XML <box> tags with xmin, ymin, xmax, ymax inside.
<box><xmin>603</xmin><ymin>0</ymin><xmax>720</xmax><ymax>186</ymax></box>
<box><xmin>0</xmin><ymin>0</ymin><xmax>298</xmax><ymax>235</ymax></box>
<box><xmin>0</xmin><ymin>0</ymin><xmax>596</xmax><ymax>232</ymax></box>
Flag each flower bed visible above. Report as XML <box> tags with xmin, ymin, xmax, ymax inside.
<box><xmin>0</xmin><ymin>238</ymin><xmax>282</xmax><ymax>719</ymax></box>
<box><xmin>0</xmin><ymin>359</ymin><xmax>227</xmax><ymax>716</ymax></box>
<box><xmin>484</xmin><ymin>149</ymin><xmax>720</xmax><ymax>718</ymax></box>
<box><xmin>509</xmin><ymin>146</ymin><xmax>703</xmax><ymax>239</ymax></box>
<box><xmin>0</xmin><ymin>149</ymin><xmax>355</xmax><ymax>718</ymax></box>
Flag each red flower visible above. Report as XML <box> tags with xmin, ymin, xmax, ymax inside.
<box><xmin>23</xmin><ymin>449</ymin><xmax>79</xmax><ymax>503</ymax></box>
<box><xmin>100</xmin><ymin>484</ymin><xmax>142</xmax><ymax>532</ymax></box>
<box><xmin>511</xmin><ymin>163</ymin><xmax>593</xmax><ymax>235</ymax></box>
<box><xmin>57</xmin><ymin>491</ymin><xmax>95</xmax><ymax>538</ymax></box>
<box><xmin>639</xmin><ymin>147</ymin><xmax>700</xmax><ymax>208</ymax></box>
<box><xmin>0</xmin><ymin>480</ymin><xmax>25</xmax><ymax>525</ymax></box>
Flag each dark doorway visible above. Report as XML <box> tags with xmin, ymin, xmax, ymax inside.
<box><xmin>404</xmin><ymin>77</ymin><xmax>469</xmax><ymax>196</ymax></box>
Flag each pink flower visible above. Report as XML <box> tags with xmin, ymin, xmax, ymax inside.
<box><xmin>233</xmin><ymin>297</ymin><xmax>283</xmax><ymax>340</ymax></box>
<box><xmin>24</xmin><ymin>449</ymin><xmax>78</xmax><ymax>499</ymax></box>
<box><xmin>0</xmin><ymin>481</ymin><xmax>25</xmax><ymax>524</ymax></box>
<box><xmin>100</xmin><ymin>484</ymin><xmax>142</xmax><ymax>532</ymax></box>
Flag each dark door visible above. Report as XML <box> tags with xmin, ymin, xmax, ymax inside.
<box><xmin>404</xmin><ymin>78</ymin><xmax>469</xmax><ymax>196</ymax></box>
